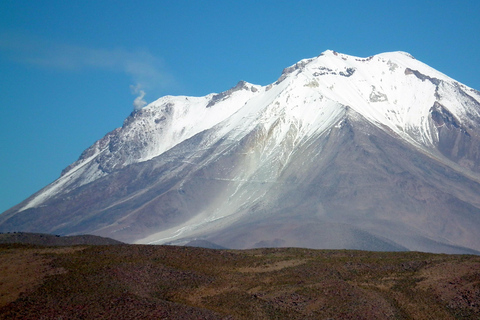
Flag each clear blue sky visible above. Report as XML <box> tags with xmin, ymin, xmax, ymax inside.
<box><xmin>1</xmin><ymin>0</ymin><xmax>479</xmax><ymax>213</ymax></box>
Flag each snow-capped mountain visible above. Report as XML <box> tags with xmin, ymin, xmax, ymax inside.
<box><xmin>2</xmin><ymin>50</ymin><xmax>480</xmax><ymax>254</ymax></box>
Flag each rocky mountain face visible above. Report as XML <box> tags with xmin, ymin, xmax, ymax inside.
<box><xmin>1</xmin><ymin>50</ymin><xmax>480</xmax><ymax>254</ymax></box>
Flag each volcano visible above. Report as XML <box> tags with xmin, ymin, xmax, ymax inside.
<box><xmin>2</xmin><ymin>50</ymin><xmax>480</xmax><ymax>254</ymax></box>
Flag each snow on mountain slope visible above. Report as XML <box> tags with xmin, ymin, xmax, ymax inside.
<box><xmin>19</xmin><ymin>50</ymin><xmax>480</xmax><ymax>211</ymax></box>
<box><xmin>282</xmin><ymin>51</ymin><xmax>478</xmax><ymax>148</ymax></box>
<box><xmin>19</xmin><ymin>81</ymin><xmax>262</xmax><ymax>211</ymax></box>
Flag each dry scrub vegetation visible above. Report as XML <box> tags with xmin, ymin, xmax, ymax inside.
<box><xmin>0</xmin><ymin>243</ymin><xmax>479</xmax><ymax>319</ymax></box>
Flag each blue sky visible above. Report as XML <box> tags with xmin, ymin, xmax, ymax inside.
<box><xmin>1</xmin><ymin>0</ymin><xmax>480</xmax><ymax>213</ymax></box>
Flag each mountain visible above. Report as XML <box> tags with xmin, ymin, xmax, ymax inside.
<box><xmin>1</xmin><ymin>50</ymin><xmax>480</xmax><ymax>254</ymax></box>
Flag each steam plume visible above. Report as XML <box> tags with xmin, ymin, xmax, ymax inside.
<box><xmin>131</xmin><ymin>85</ymin><xmax>147</xmax><ymax>111</ymax></box>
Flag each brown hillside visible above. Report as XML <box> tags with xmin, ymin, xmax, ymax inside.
<box><xmin>0</xmin><ymin>244</ymin><xmax>479</xmax><ymax>319</ymax></box>
<box><xmin>0</xmin><ymin>232</ymin><xmax>123</xmax><ymax>246</ymax></box>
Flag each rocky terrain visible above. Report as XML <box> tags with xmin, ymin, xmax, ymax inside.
<box><xmin>0</xmin><ymin>240</ymin><xmax>479</xmax><ymax>319</ymax></box>
<box><xmin>0</xmin><ymin>232</ymin><xmax>123</xmax><ymax>246</ymax></box>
